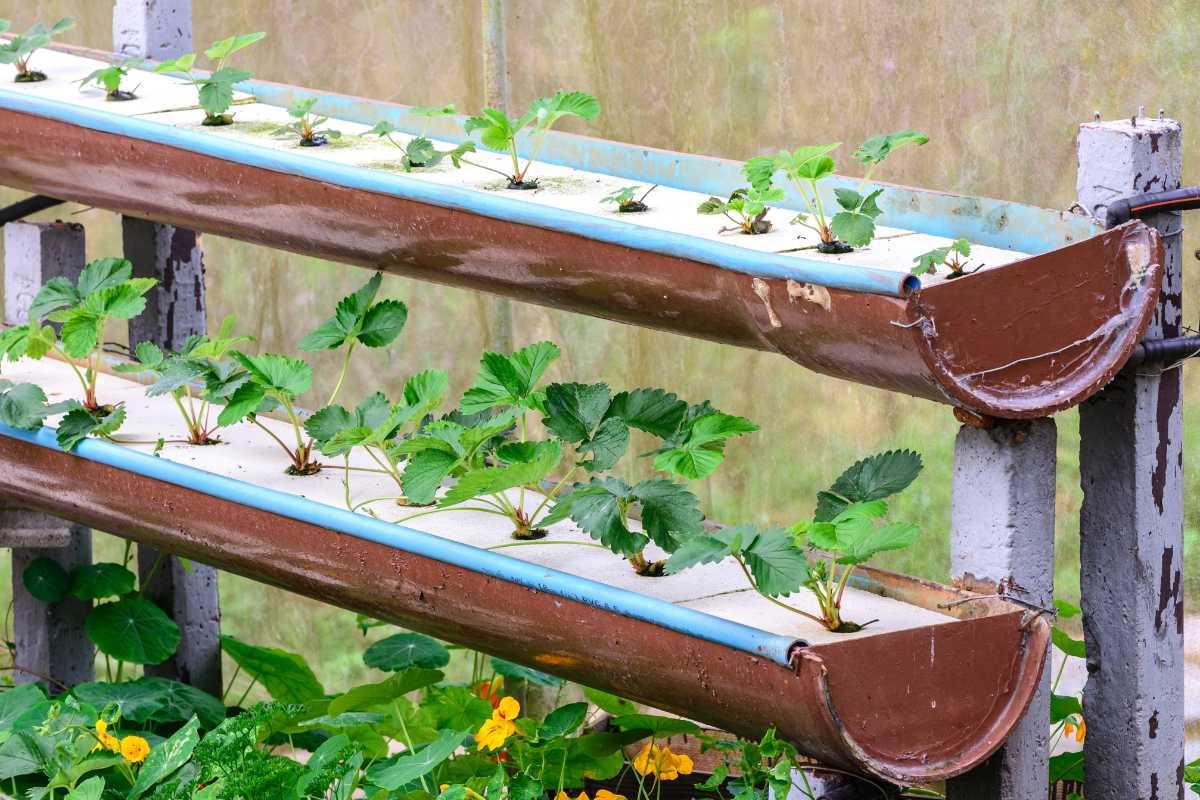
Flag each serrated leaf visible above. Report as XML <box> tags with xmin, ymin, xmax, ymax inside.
<box><xmin>821</xmin><ymin>450</ymin><xmax>923</xmax><ymax>520</ymax></box>
<box><xmin>439</xmin><ymin>440</ymin><xmax>561</xmax><ymax>506</ymax></box>
<box><xmin>853</xmin><ymin>129</ymin><xmax>929</xmax><ymax>165</ymax></box>
<box><xmin>231</xmin><ymin>352</ymin><xmax>312</xmax><ymax>396</ymax></box>
<box><xmin>460</xmin><ymin>342</ymin><xmax>560</xmax><ymax>413</ymax></box>
<box><xmin>59</xmin><ymin>312</ymin><xmax>102</xmax><ymax>359</ymax></box>
<box><xmin>830</xmin><ymin>211</ymin><xmax>876</xmax><ymax>247</ymax></box>
<box><xmin>204</xmin><ymin>32</ymin><xmax>265</xmax><ymax>61</ymax></box>
<box><xmin>543</xmin><ymin>382</ymin><xmax>610</xmax><ymax>443</ymax></box>
<box><xmin>27</xmin><ymin>277</ymin><xmax>80</xmax><ymax>321</ymax></box>
<box><xmin>835</xmin><ymin>519</ymin><xmax>919</xmax><ymax>565</ymax></box>
<box><xmin>743</xmin><ymin>527</ymin><xmax>811</xmax><ymax>596</ymax></box>
<box><xmin>633</xmin><ymin>479</ymin><xmax>704</xmax><ymax>551</ymax></box>
<box><xmin>0</xmin><ymin>382</ymin><xmax>53</xmax><ymax>430</ymax></box>
<box><xmin>579</xmin><ymin>415</ymin><xmax>630</xmax><ymax>472</ymax></box>
<box><xmin>664</xmin><ymin>531</ymin><xmax>738</xmax><ymax>574</ymax></box>
<box><xmin>56</xmin><ymin>404</ymin><xmax>125</xmax><ymax>450</ymax></box>
<box><xmin>545</xmin><ymin>477</ymin><xmax>642</xmax><ymax>556</ymax></box>
<box><xmin>401</xmin><ymin>449</ymin><xmax>459</xmax><ymax>504</ymax></box>
<box><xmin>87</xmin><ymin>595</ymin><xmax>181</xmax><ymax>664</ymax></box>
<box><xmin>216</xmin><ymin>380</ymin><xmax>266</xmax><ymax>426</ymax></box>
<box><xmin>358</xmin><ymin>299</ymin><xmax>407</xmax><ymax>347</ymax></box>
<box><xmin>528</xmin><ymin>90</ymin><xmax>601</xmax><ymax>133</ymax></box>
<box><xmin>77</xmin><ymin>257</ymin><xmax>133</xmax><ymax>297</ymax></box>
<box><xmin>305</xmin><ymin>404</ymin><xmax>354</xmax><ymax>445</ymax></box>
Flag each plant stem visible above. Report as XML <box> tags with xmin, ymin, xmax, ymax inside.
<box><xmin>250</xmin><ymin>416</ymin><xmax>297</xmax><ymax>462</ymax></box>
<box><xmin>734</xmin><ymin>556</ymin><xmax>827</xmax><ymax>626</ymax></box>
<box><xmin>327</xmin><ymin>342</ymin><xmax>355</xmax><ymax>408</ymax></box>
<box><xmin>486</xmin><ymin>540</ymin><xmax>606</xmax><ymax>551</ymax></box>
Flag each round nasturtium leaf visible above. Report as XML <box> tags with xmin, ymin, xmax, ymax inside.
<box><xmin>69</xmin><ymin>562</ymin><xmax>136</xmax><ymax>601</ymax></box>
<box><xmin>363</xmin><ymin>633</ymin><xmax>450</xmax><ymax>672</ymax></box>
<box><xmin>85</xmin><ymin>595</ymin><xmax>181</xmax><ymax>665</ymax></box>
<box><xmin>22</xmin><ymin>558</ymin><xmax>70</xmax><ymax>603</ymax></box>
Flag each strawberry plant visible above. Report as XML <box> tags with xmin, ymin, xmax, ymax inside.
<box><xmin>912</xmin><ymin>237</ymin><xmax>974</xmax><ymax>278</ymax></box>
<box><xmin>0</xmin><ymin>18</ymin><xmax>74</xmax><ymax>82</ymax></box>
<box><xmin>601</xmin><ymin>185</ymin><xmax>656</xmax><ymax>213</ymax></box>
<box><xmin>111</xmin><ymin>315</ymin><xmax>252</xmax><ymax>445</ymax></box>
<box><xmin>667</xmin><ymin>450</ymin><xmax>923</xmax><ymax>631</ymax></box>
<box><xmin>216</xmin><ymin>350</ymin><xmax>318</xmax><ymax>474</ymax></box>
<box><xmin>462</xmin><ymin>91</ymin><xmax>601</xmax><ymax>189</ymax></box>
<box><xmin>275</xmin><ymin>97</ymin><xmax>341</xmax><ymax>146</ymax></box>
<box><xmin>0</xmin><ymin>258</ymin><xmax>156</xmax><ymax>448</ymax></box>
<box><xmin>697</xmin><ymin>185</ymin><xmax>783</xmax><ymax>235</ymax></box>
<box><xmin>153</xmin><ymin>32</ymin><xmax>265</xmax><ymax>126</ymax></box>
<box><xmin>305</xmin><ymin>369</ymin><xmax>450</xmax><ymax>507</ymax></box>
<box><xmin>368</xmin><ymin>122</ymin><xmax>476</xmax><ymax>172</ymax></box>
<box><xmin>0</xmin><ymin>379</ymin><xmax>70</xmax><ymax>433</ymax></box>
<box><xmin>543</xmin><ymin>392</ymin><xmax>756</xmax><ymax>574</ymax></box>
<box><xmin>745</xmin><ymin>130</ymin><xmax>927</xmax><ymax>252</ymax></box>
<box><xmin>78</xmin><ymin>58</ymin><xmax>143</xmax><ymax>101</ymax></box>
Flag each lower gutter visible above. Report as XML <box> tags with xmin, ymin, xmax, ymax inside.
<box><xmin>0</xmin><ymin>424</ymin><xmax>1048</xmax><ymax>783</ymax></box>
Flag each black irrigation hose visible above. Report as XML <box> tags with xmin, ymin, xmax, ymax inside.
<box><xmin>1128</xmin><ymin>335</ymin><xmax>1200</xmax><ymax>367</ymax></box>
<box><xmin>0</xmin><ymin>195</ymin><xmax>65</xmax><ymax>226</ymax></box>
<box><xmin>1105</xmin><ymin>186</ymin><xmax>1200</xmax><ymax>228</ymax></box>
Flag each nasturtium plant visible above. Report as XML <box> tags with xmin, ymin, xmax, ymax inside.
<box><xmin>463</xmin><ymin>90</ymin><xmax>601</xmax><ymax>188</ymax></box>
<box><xmin>745</xmin><ymin>130</ymin><xmax>928</xmax><ymax>252</ymax></box>
<box><xmin>276</xmin><ymin>96</ymin><xmax>341</xmax><ymax>147</ymax></box>
<box><xmin>0</xmin><ymin>17</ymin><xmax>74</xmax><ymax>82</ymax></box>
<box><xmin>601</xmin><ymin>185</ymin><xmax>656</xmax><ymax>213</ymax></box>
<box><xmin>912</xmin><ymin>237</ymin><xmax>974</xmax><ymax>278</ymax></box>
<box><xmin>112</xmin><ymin>315</ymin><xmax>252</xmax><ymax>445</ymax></box>
<box><xmin>668</xmin><ymin>450</ymin><xmax>923</xmax><ymax>632</ymax></box>
<box><xmin>696</xmin><ymin>185</ymin><xmax>783</xmax><ymax>234</ymax></box>
<box><xmin>78</xmin><ymin>58</ymin><xmax>143</xmax><ymax>101</ymax></box>
<box><xmin>0</xmin><ymin>257</ymin><xmax>157</xmax><ymax>449</ymax></box>
<box><xmin>153</xmin><ymin>32</ymin><xmax>265</xmax><ymax>125</ymax></box>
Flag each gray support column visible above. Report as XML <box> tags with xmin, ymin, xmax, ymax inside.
<box><xmin>945</xmin><ymin>419</ymin><xmax>1056</xmax><ymax>800</ymax></box>
<box><xmin>121</xmin><ymin>218</ymin><xmax>206</xmax><ymax>352</ymax></box>
<box><xmin>481</xmin><ymin>0</ymin><xmax>514</xmax><ymax>353</ymax></box>
<box><xmin>113</xmin><ymin>0</ymin><xmax>221</xmax><ymax>697</ymax></box>
<box><xmin>138</xmin><ymin>549</ymin><xmax>221</xmax><ymax>693</ymax></box>
<box><xmin>11</xmin><ymin>525</ymin><xmax>94</xmax><ymax>693</ymax></box>
<box><xmin>4</xmin><ymin>220</ymin><xmax>85</xmax><ymax>325</ymax></box>
<box><xmin>3</xmin><ymin>221</ymin><xmax>93</xmax><ymax>692</ymax></box>
<box><xmin>112</xmin><ymin>0</ymin><xmax>192</xmax><ymax>60</ymax></box>
<box><xmin>1076</xmin><ymin>115</ymin><xmax>1184</xmax><ymax>800</ymax></box>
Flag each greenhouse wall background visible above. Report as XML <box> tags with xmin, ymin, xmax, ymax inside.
<box><xmin>2</xmin><ymin>0</ymin><xmax>1199</xmax><ymax>734</ymax></box>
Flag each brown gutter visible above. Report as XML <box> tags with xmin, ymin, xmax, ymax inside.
<box><xmin>0</xmin><ymin>98</ymin><xmax>1162</xmax><ymax>418</ymax></box>
<box><xmin>0</xmin><ymin>434</ymin><xmax>1048</xmax><ymax>784</ymax></box>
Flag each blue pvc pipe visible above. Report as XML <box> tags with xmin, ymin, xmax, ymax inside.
<box><xmin>0</xmin><ymin>422</ymin><xmax>800</xmax><ymax>665</ymax></box>
<box><xmin>0</xmin><ymin>88</ymin><xmax>916</xmax><ymax>297</ymax></box>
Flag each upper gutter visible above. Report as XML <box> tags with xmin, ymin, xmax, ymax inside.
<box><xmin>0</xmin><ymin>45</ymin><xmax>1164</xmax><ymax>418</ymax></box>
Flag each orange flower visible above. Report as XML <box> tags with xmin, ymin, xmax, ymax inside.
<box><xmin>494</xmin><ymin>696</ymin><xmax>520</xmax><ymax>721</ymax></box>
<box><xmin>595</xmin><ymin>791</ymin><xmax>626</xmax><ymax>800</ymax></box>
<box><xmin>476</xmin><ymin>678</ymin><xmax>503</xmax><ymax>709</ymax></box>
<box><xmin>92</xmin><ymin>719</ymin><xmax>120</xmax><ymax>753</ymax></box>
<box><xmin>1074</xmin><ymin>721</ymin><xmax>1086</xmax><ymax>743</ymax></box>
<box><xmin>120</xmin><ymin>735</ymin><xmax>150</xmax><ymax>764</ymax></box>
<box><xmin>631</xmin><ymin>743</ymin><xmax>693</xmax><ymax>781</ymax></box>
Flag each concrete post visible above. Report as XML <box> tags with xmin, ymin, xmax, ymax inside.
<box><xmin>113</xmin><ymin>0</ymin><xmax>222</xmax><ymax>697</ymax></box>
<box><xmin>481</xmin><ymin>0</ymin><xmax>514</xmax><ymax>353</ymax></box>
<box><xmin>112</xmin><ymin>0</ymin><xmax>193</xmax><ymax>60</ymax></box>
<box><xmin>1076</xmin><ymin>115</ymin><xmax>1185</xmax><ymax>800</ymax></box>
<box><xmin>945</xmin><ymin>419</ymin><xmax>1056</xmax><ymax>800</ymax></box>
<box><xmin>11</xmin><ymin>527</ymin><xmax>94</xmax><ymax>693</ymax></box>
<box><xmin>3</xmin><ymin>221</ymin><xmax>93</xmax><ymax>693</ymax></box>
<box><xmin>4</xmin><ymin>220</ymin><xmax>85</xmax><ymax>326</ymax></box>
<box><xmin>122</xmin><ymin>218</ymin><xmax>206</xmax><ymax>352</ymax></box>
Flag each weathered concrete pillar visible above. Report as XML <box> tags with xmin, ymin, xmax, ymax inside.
<box><xmin>1076</xmin><ymin>115</ymin><xmax>1184</xmax><ymax>800</ymax></box>
<box><xmin>10</xmin><ymin>522</ymin><xmax>94</xmax><ymax>694</ymax></box>
<box><xmin>138</xmin><ymin>549</ymin><xmax>221</xmax><ymax>693</ymax></box>
<box><xmin>3</xmin><ymin>221</ymin><xmax>94</xmax><ymax>693</ymax></box>
<box><xmin>945</xmin><ymin>419</ymin><xmax>1056</xmax><ymax>800</ymax></box>
<box><xmin>122</xmin><ymin>218</ymin><xmax>206</xmax><ymax>352</ymax></box>
<box><xmin>4</xmin><ymin>220</ymin><xmax>85</xmax><ymax>325</ymax></box>
<box><xmin>114</xmin><ymin>0</ymin><xmax>221</xmax><ymax>697</ymax></box>
<box><xmin>112</xmin><ymin>0</ymin><xmax>192</xmax><ymax>60</ymax></box>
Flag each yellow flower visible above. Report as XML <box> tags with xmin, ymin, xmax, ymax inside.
<box><xmin>494</xmin><ymin>696</ymin><xmax>520</xmax><ymax>722</ymax></box>
<box><xmin>92</xmin><ymin>721</ymin><xmax>121</xmax><ymax>753</ymax></box>
<box><xmin>595</xmin><ymin>791</ymin><xmax>626</xmax><ymax>800</ymax></box>
<box><xmin>476</xmin><ymin>717</ymin><xmax>515</xmax><ymax>751</ymax></box>
<box><xmin>120</xmin><ymin>735</ymin><xmax>150</xmax><ymax>764</ymax></box>
<box><xmin>632</xmin><ymin>743</ymin><xmax>693</xmax><ymax>781</ymax></box>
<box><xmin>95</xmin><ymin>719</ymin><xmax>108</xmax><ymax>737</ymax></box>
<box><xmin>554</xmin><ymin>793</ymin><xmax>592</xmax><ymax>800</ymax></box>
